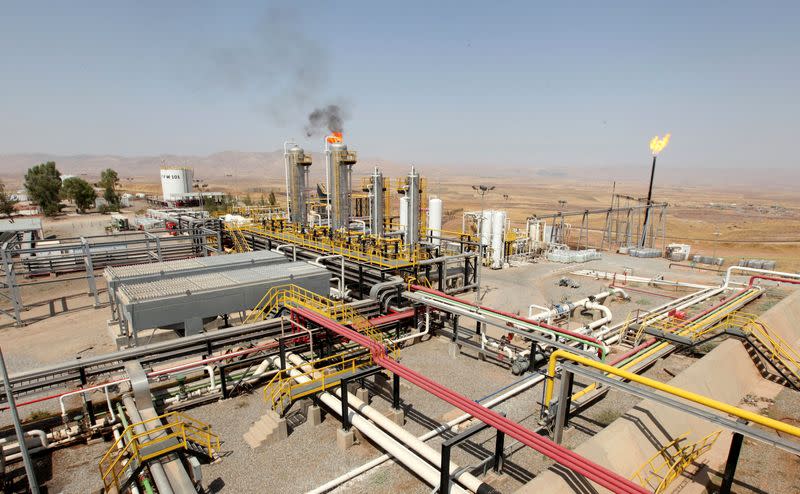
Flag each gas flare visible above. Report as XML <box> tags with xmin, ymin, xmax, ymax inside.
<box><xmin>326</xmin><ymin>132</ymin><xmax>343</xmax><ymax>144</ymax></box>
<box><xmin>649</xmin><ymin>133</ymin><xmax>671</xmax><ymax>156</ymax></box>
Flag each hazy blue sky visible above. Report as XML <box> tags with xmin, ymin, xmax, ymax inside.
<box><xmin>1</xmin><ymin>1</ymin><xmax>798</xmax><ymax>170</ymax></box>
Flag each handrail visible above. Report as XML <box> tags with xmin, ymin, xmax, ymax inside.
<box><xmin>98</xmin><ymin>411</ymin><xmax>220</xmax><ymax>491</ymax></box>
<box><xmin>544</xmin><ymin>349</ymin><xmax>800</xmax><ymax>439</ymax></box>
<box><xmin>631</xmin><ymin>430</ymin><xmax>721</xmax><ymax>493</ymax></box>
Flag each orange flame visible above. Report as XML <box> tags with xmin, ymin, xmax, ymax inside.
<box><xmin>649</xmin><ymin>133</ymin><xmax>671</xmax><ymax>156</ymax></box>
<box><xmin>326</xmin><ymin>132</ymin><xmax>343</xmax><ymax>144</ymax></box>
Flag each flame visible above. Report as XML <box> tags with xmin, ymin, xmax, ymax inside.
<box><xmin>649</xmin><ymin>133</ymin><xmax>671</xmax><ymax>156</ymax></box>
<box><xmin>326</xmin><ymin>132</ymin><xmax>343</xmax><ymax>144</ymax></box>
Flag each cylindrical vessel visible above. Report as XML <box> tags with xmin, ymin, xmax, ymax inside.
<box><xmin>369</xmin><ymin>168</ymin><xmax>384</xmax><ymax>237</ymax></box>
<box><xmin>427</xmin><ymin>197</ymin><xmax>443</xmax><ymax>246</ymax></box>
<box><xmin>405</xmin><ymin>166</ymin><xmax>420</xmax><ymax>248</ymax></box>
<box><xmin>330</xmin><ymin>143</ymin><xmax>356</xmax><ymax>230</ymax></box>
<box><xmin>160</xmin><ymin>167</ymin><xmax>193</xmax><ymax>201</ymax></box>
<box><xmin>287</xmin><ymin>146</ymin><xmax>311</xmax><ymax>226</ymax></box>
<box><xmin>480</xmin><ymin>210</ymin><xmax>493</xmax><ymax>246</ymax></box>
<box><xmin>491</xmin><ymin>210</ymin><xmax>506</xmax><ymax>269</ymax></box>
<box><xmin>399</xmin><ymin>196</ymin><xmax>409</xmax><ymax>239</ymax></box>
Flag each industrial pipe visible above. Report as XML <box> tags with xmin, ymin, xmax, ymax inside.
<box><xmin>292</xmin><ymin>308</ymin><xmax>648</xmax><ymax>494</ymax></box>
<box><xmin>544</xmin><ymin>349</ymin><xmax>800</xmax><ymax>438</ymax></box>
<box><xmin>265</xmin><ymin>353</ymin><xmax>471</xmax><ymax>493</ymax></box>
<box><xmin>723</xmin><ymin>266</ymin><xmax>800</xmax><ymax>289</ymax></box>
<box><xmin>284</xmin><ymin>353</ymin><xmax>491</xmax><ymax>493</ymax></box>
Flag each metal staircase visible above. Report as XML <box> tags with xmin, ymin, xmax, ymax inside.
<box><xmin>225</xmin><ymin>224</ymin><xmax>252</xmax><ymax>253</ymax></box>
<box><xmin>251</xmin><ymin>284</ymin><xmax>399</xmax><ymax>414</ymax></box>
<box><xmin>98</xmin><ymin>411</ymin><xmax>220</xmax><ymax>493</ymax></box>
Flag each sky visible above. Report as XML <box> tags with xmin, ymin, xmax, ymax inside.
<box><xmin>0</xmin><ymin>1</ymin><xmax>798</xmax><ymax>171</ymax></box>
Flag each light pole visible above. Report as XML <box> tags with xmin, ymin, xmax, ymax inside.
<box><xmin>471</xmin><ymin>184</ymin><xmax>494</xmax><ymax>303</ymax></box>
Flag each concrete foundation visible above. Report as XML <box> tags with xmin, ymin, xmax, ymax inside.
<box><xmin>387</xmin><ymin>408</ymin><xmax>405</xmax><ymax>426</ymax></box>
<box><xmin>356</xmin><ymin>387</ymin><xmax>369</xmax><ymax>404</ymax></box>
<box><xmin>308</xmin><ymin>405</ymin><xmax>322</xmax><ymax>426</ymax></box>
<box><xmin>448</xmin><ymin>341</ymin><xmax>461</xmax><ymax>358</ymax></box>
<box><xmin>336</xmin><ymin>428</ymin><xmax>356</xmax><ymax>450</ymax></box>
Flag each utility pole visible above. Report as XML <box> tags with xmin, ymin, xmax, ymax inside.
<box><xmin>0</xmin><ymin>347</ymin><xmax>40</xmax><ymax>493</ymax></box>
<box><xmin>471</xmin><ymin>184</ymin><xmax>494</xmax><ymax>303</ymax></box>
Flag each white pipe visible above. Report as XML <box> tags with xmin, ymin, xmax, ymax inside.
<box><xmin>313</xmin><ymin>255</ymin><xmax>345</xmax><ymax>300</ymax></box>
<box><xmin>307</xmin><ymin>373</ymin><xmax>545</xmax><ymax>494</ymax></box>
<box><xmin>205</xmin><ymin>365</ymin><xmax>216</xmax><ymax>393</ymax></box>
<box><xmin>286</xmin><ymin>354</ymin><xmax>486</xmax><ymax>493</ymax></box>
<box><xmin>271</xmin><ymin>354</ymin><xmax>469</xmax><ymax>494</ymax></box>
<box><xmin>58</xmin><ymin>381</ymin><xmax>123</xmax><ymax>424</ymax></box>
<box><xmin>723</xmin><ymin>266</ymin><xmax>800</xmax><ymax>289</ymax></box>
<box><xmin>527</xmin><ymin>303</ymin><xmax>550</xmax><ymax>319</ymax></box>
<box><xmin>390</xmin><ymin>307</ymin><xmax>430</xmax><ymax>345</ymax></box>
<box><xmin>275</xmin><ymin>244</ymin><xmax>297</xmax><ymax>261</ymax></box>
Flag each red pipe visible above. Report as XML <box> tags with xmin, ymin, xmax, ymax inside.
<box><xmin>293</xmin><ymin>307</ymin><xmax>647</xmax><ymax>494</ymax></box>
<box><xmin>410</xmin><ymin>284</ymin><xmax>606</xmax><ymax>355</ymax></box>
<box><xmin>748</xmin><ymin>275</ymin><xmax>800</xmax><ymax>288</ymax></box>
<box><xmin>609</xmin><ymin>287</ymin><xmax>753</xmax><ymax>366</ymax></box>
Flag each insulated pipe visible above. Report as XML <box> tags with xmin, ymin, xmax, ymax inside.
<box><xmin>307</xmin><ymin>373</ymin><xmax>545</xmax><ymax>494</ymax></box>
<box><xmin>748</xmin><ymin>275</ymin><xmax>800</xmax><ymax>288</ymax></box>
<box><xmin>390</xmin><ymin>307</ymin><xmax>429</xmax><ymax>345</ymax></box>
<box><xmin>409</xmin><ymin>285</ymin><xmax>610</xmax><ymax>358</ymax></box>
<box><xmin>266</xmin><ymin>353</ymin><xmax>470</xmax><ymax>494</ymax></box>
<box><xmin>122</xmin><ymin>395</ymin><xmax>173</xmax><ymax>494</ymax></box>
<box><xmin>285</xmin><ymin>354</ymin><xmax>491</xmax><ymax>493</ymax></box>
<box><xmin>313</xmin><ymin>254</ymin><xmax>345</xmax><ymax>299</ymax></box>
<box><xmin>292</xmin><ymin>308</ymin><xmax>648</xmax><ymax>494</ymax></box>
<box><xmin>723</xmin><ymin>266</ymin><xmax>800</xmax><ymax>289</ymax></box>
<box><xmin>546</xmin><ymin>350</ymin><xmax>800</xmax><ymax>438</ymax></box>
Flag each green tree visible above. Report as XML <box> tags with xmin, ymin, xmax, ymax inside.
<box><xmin>268</xmin><ymin>190</ymin><xmax>276</xmax><ymax>206</ymax></box>
<box><xmin>257</xmin><ymin>194</ymin><xmax>266</xmax><ymax>207</ymax></box>
<box><xmin>243</xmin><ymin>193</ymin><xmax>253</xmax><ymax>206</ymax></box>
<box><xmin>24</xmin><ymin>162</ymin><xmax>62</xmax><ymax>216</ymax></box>
<box><xmin>0</xmin><ymin>181</ymin><xmax>18</xmax><ymax>219</ymax></box>
<box><xmin>62</xmin><ymin>177</ymin><xmax>97</xmax><ymax>213</ymax></box>
<box><xmin>98</xmin><ymin>168</ymin><xmax>121</xmax><ymax>209</ymax></box>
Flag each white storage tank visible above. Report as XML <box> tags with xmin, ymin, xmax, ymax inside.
<box><xmin>399</xmin><ymin>196</ymin><xmax>409</xmax><ymax>239</ymax></box>
<box><xmin>480</xmin><ymin>210</ymin><xmax>493</xmax><ymax>246</ymax></box>
<box><xmin>160</xmin><ymin>167</ymin><xmax>194</xmax><ymax>201</ymax></box>
<box><xmin>491</xmin><ymin>210</ymin><xmax>506</xmax><ymax>269</ymax></box>
<box><xmin>428</xmin><ymin>197</ymin><xmax>443</xmax><ymax>245</ymax></box>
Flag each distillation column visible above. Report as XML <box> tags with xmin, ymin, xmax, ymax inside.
<box><xmin>330</xmin><ymin>143</ymin><xmax>357</xmax><ymax>231</ymax></box>
<box><xmin>404</xmin><ymin>166</ymin><xmax>421</xmax><ymax>250</ymax></box>
<box><xmin>369</xmin><ymin>167</ymin><xmax>385</xmax><ymax>237</ymax></box>
<box><xmin>287</xmin><ymin>145</ymin><xmax>312</xmax><ymax>227</ymax></box>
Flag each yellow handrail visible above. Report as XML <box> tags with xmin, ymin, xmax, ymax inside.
<box><xmin>544</xmin><ymin>349</ymin><xmax>800</xmax><ymax>439</ymax></box>
<box><xmin>631</xmin><ymin>430</ymin><xmax>721</xmax><ymax>493</ymax></box>
<box><xmin>98</xmin><ymin>411</ymin><xmax>220</xmax><ymax>491</ymax></box>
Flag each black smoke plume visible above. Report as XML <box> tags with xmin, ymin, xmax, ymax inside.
<box><xmin>305</xmin><ymin>105</ymin><xmax>346</xmax><ymax>137</ymax></box>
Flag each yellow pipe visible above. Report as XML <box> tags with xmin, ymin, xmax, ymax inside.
<box><xmin>545</xmin><ymin>349</ymin><xmax>800</xmax><ymax>438</ymax></box>
<box><xmin>569</xmin><ymin>289</ymin><xmax>762</xmax><ymax>402</ymax></box>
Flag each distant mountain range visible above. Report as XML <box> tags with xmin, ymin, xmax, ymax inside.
<box><xmin>0</xmin><ymin>151</ymin><xmax>796</xmax><ymax>189</ymax></box>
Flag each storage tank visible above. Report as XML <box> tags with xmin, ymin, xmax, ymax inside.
<box><xmin>399</xmin><ymin>196</ymin><xmax>409</xmax><ymax>238</ymax></box>
<box><xmin>160</xmin><ymin>167</ymin><xmax>194</xmax><ymax>201</ymax></box>
<box><xmin>491</xmin><ymin>211</ymin><xmax>506</xmax><ymax>269</ymax></box>
<box><xmin>427</xmin><ymin>197</ymin><xmax>443</xmax><ymax>245</ymax></box>
<box><xmin>479</xmin><ymin>211</ymin><xmax>493</xmax><ymax>246</ymax></box>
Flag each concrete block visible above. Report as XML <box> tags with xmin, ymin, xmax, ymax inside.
<box><xmin>356</xmin><ymin>387</ymin><xmax>369</xmax><ymax>404</ymax></box>
<box><xmin>308</xmin><ymin>405</ymin><xmax>322</xmax><ymax>426</ymax></box>
<box><xmin>387</xmin><ymin>408</ymin><xmax>405</xmax><ymax>426</ymax></box>
<box><xmin>336</xmin><ymin>428</ymin><xmax>356</xmax><ymax>450</ymax></box>
<box><xmin>448</xmin><ymin>341</ymin><xmax>460</xmax><ymax>358</ymax></box>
